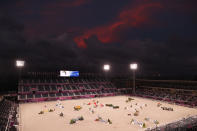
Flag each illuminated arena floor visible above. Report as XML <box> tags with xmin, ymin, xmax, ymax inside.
<box><xmin>19</xmin><ymin>96</ymin><xmax>197</xmax><ymax>131</ymax></box>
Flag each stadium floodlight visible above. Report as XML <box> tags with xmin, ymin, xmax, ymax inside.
<box><xmin>103</xmin><ymin>64</ymin><xmax>110</xmax><ymax>80</ymax></box>
<box><xmin>16</xmin><ymin>60</ymin><xmax>25</xmax><ymax>81</ymax></box>
<box><xmin>130</xmin><ymin>63</ymin><xmax>138</xmax><ymax>95</ymax></box>
<box><xmin>16</xmin><ymin>60</ymin><xmax>25</xmax><ymax>67</ymax></box>
<box><xmin>130</xmin><ymin>63</ymin><xmax>138</xmax><ymax>70</ymax></box>
<box><xmin>103</xmin><ymin>64</ymin><xmax>110</xmax><ymax>71</ymax></box>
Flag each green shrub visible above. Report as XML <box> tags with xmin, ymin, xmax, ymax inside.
<box><xmin>113</xmin><ymin>106</ymin><xmax>119</xmax><ymax>109</ymax></box>
<box><xmin>154</xmin><ymin>120</ymin><xmax>159</xmax><ymax>125</ymax></box>
<box><xmin>130</xmin><ymin>119</ymin><xmax>134</xmax><ymax>124</ymax></box>
<box><xmin>38</xmin><ymin>111</ymin><xmax>44</xmax><ymax>114</ymax></box>
<box><xmin>106</xmin><ymin>104</ymin><xmax>113</xmax><ymax>107</ymax></box>
<box><xmin>49</xmin><ymin>109</ymin><xmax>53</xmax><ymax>112</ymax></box>
<box><xmin>143</xmin><ymin>123</ymin><xmax>146</xmax><ymax>128</ymax></box>
<box><xmin>128</xmin><ymin>97</ymin><xmax>134</xmax><ymax>101</ymax></box>
<box><xmin>108</xmin><ymin>119</ymin><xmax>112</xmax><ymax>124</ymax></box>
<box><xmin>134</xmin><ymin>112</ymin><xmax>139</xmax><ymax>116</ymax></box>
<box><xmin>78</xmin><ymin>116</ymin><xmax>84</xmax><ymax>121</ymax></box>
<box><xmin>70</xmin><ymin>119</ymin><xmax>76</xmax><ymax>124</ymax></box>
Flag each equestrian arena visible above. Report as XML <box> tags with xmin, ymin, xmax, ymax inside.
<box><xmin>18</xmin><ymin>96</ymin><xmax>197</xmax><ymax>131</ymax></box>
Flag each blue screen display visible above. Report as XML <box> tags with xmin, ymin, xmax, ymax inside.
<box><xmin>70</xmin><ymin>71</ymin><xmax>79</xmax><ymax>77</ymax></box>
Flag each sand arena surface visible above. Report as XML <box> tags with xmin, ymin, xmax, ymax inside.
<box><xmin>19</xmin><ymin>96</ymin><xmax>197</xmax><ymax>131</ymax></box>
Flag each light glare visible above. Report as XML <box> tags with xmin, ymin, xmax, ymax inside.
<box><xmin>130</xmin><ymin>63</ymin><xmax>137</xmax><ymax>70</ymax></box>
<box><xmin>103</xmin><ymin>64</ymin><xmax>110</xmax><ymax>71</ymax></box>
<box><xmin>16</xmin><ymin>60</ymin><xmax>25</xmax><ymax>67</ymax></box>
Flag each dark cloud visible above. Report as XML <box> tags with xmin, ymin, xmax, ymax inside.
<box><xmin>0</xmin><ymin>0</ymin><xmax>197</xmax><ymax>80</ymax></box>
<box><xmin>45</xmin><ymin>0</ymin><xmax>92</xmax><ymax>8</ymax></box>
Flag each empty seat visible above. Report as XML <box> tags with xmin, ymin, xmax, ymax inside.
<box><xmin>38</xmin><ymin>86</ymin><xmax>45</xmax><ymax>91</ymax></box>
<box><xmin>97</xmin><ymin>91</ymin><xmax>102</xmax><ymax>94</ymax></box>
<box><xmin>18</xmin><ymin>86</ymin><xmax>23</xmax><ymax>92</ymax></box>
<box><xmin>49</xmin><ymin>93</ymin><xmax>56</xmax><ymax>97</ymax></box>
<box><xmin>74</xmin><ymin>92</ymin><xmax>80</xmax><ymax>96</ymax></box>
<box><xmin>42</xmin><ymin>93</ymin><xmax>48</xmax><ymax>97</ymax></box>
<box><xmin>35</xmin><ymin>94</ymin><xmax>41</xmax><ymax>98</ymax></box>
<box><xmin>68</xmin><ymin>92</ymin><xmax>74</xmax><ymax>96</ymax></box>
<box><xmin>71</xmin><ymin>86</ymin><xmax>77</xmax><ymax>90</ymax></box>
<box><xmin>86</xmin><ymin>92</ymin><xmax>91</xmax><ymax>95</ymax></box>
<box><xmin>51</xmin><ymin>85</ymin><xmax>57</xmax><ymax>91</ymax></box>
<box><xmin>56</xmin><ymin>93</ymin><xmax>62</xmax><ymax>97</ymax></box>
<box><xmin>80</xmin><ymin>92</ymin><xmax>86</xmax><ymax>95</ymax></box>
<box><xmin>40</xmin><ymin>79</ymin><xmax>45</xmax><ymax>83</ymax></box>
<box><xmin>66</xmin><ymin>85</ymin><xmax>71</xmax><ymax>90</ymax></box>
<box><xmin>34</xmin><ymin>79</ymin><xmax>40</xmax><ymax>83</ymax></box>
<box><xmin>91</xmin><ymin>92</ymin><xmax>96</xmax><ymax>94</ymax></box>
<box><xmin>23</xmin><ymin>86</ymin><xmax>30</xmax><ymax>92</ymax></box>
<box><xmin>27</xmin><ymin>94</ymin><xmax>33</xmax><ymax>99</ymax></box>
<box><xmin>62</xmin><ymin>92</ymin><xmax>68</xmax><ymax>96</ymax></box>
<box><xmin>51</xmin><ymin>79</ymin><xmax>57</xmax><ymax>83</ymax></box>
<box><xmin>62</xmin><ymin>79</ymin><xmax>67</xmax><ymax>83</ymax></box>
<box><xmin>62</xmin><ymin>86</ymin><xmax>67</xmax><ymax>91</ymax></box>
<box><xmin>20</xmin><ymin>95</ymin><xmax>26</xmax><ymax>99</ymax></box>
<box><xmin>44</xmin><ymin>85</ymin><xmax>50</xmax><ymax>91</ymax></box>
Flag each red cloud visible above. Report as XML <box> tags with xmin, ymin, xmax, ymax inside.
<box><xmin>74</xmin><ymin>2</ymin><xmax>162</xmax><ymax>48</ymax></box>
<box><xmin>74</xmin><ymin>22</ymin><xmax>124</xmax><ymax>48</ymax></box>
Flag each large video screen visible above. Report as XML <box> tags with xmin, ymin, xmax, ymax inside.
<box><xmin>60</xmin><ymin>71</ymin><xmax>79</xmax><ymax>77</ymax></box>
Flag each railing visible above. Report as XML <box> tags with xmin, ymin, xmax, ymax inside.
<box><xmin>146</xmin><ymin>115</ymin><xmax>197</xmax><ymax>131</ymax></box>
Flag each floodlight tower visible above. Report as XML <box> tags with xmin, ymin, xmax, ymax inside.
<box><xmin>130</xmin><ymin>63</ymin><xmax>138</xmax><ymax>95</ymax></box>
<box><xmin>16</xmin><ymin>60</ymin><xmax>25</xmax><ymax>80</ymax></box>
<box><xmin>103</xmin><ymin>64</ymin><xmax>110</xmax><ymax>80</ymax></box>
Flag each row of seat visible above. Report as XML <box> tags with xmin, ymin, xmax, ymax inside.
<box><xmin>0</xmin><ymin>99</ymin><xmax>16</xmax><ymax>131</ymax></box>
<box><xmin>19</xmin><ymin>78</ymin><xmax>109</xmax><ymax>84</ymax></box>
<box><xmin>135</xmin><ymin>87</ymin><xmax>197</xmax><ymax>106</ymax></box>
<box><xmin>138</xmin><ymin>82</ymin><xmax>197</xmax><ymax>90</ymax></box>
<box><xmin>18</xmin><ymin>83</ymin><xmax>115</xmax><ymax>93</ymax></box>
<box><xmin>18</xmin><ymin>89</ymin><xmax>118</xmax><ymax>100</ymax></box>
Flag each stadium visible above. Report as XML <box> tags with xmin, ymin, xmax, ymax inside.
<box><xmin>1</xmin><ymin>0</ymin><xmax>197</xmax><ymax>131</ymax></box>
<box><xmin>1</xmin><ymin>62</ymin><xmax>197</xmax><ymax>131</ymax></box>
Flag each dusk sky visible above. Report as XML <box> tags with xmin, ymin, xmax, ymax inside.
<box><xmin>0</xmin><ymin>0</ymin><xmax>197</xmax><ymax>78</ymax></box>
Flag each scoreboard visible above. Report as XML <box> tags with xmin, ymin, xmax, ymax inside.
<box><xmin>60</xmin><ymin>71</ymin><xmax>79</xmax><ymax>77</ymax></box>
